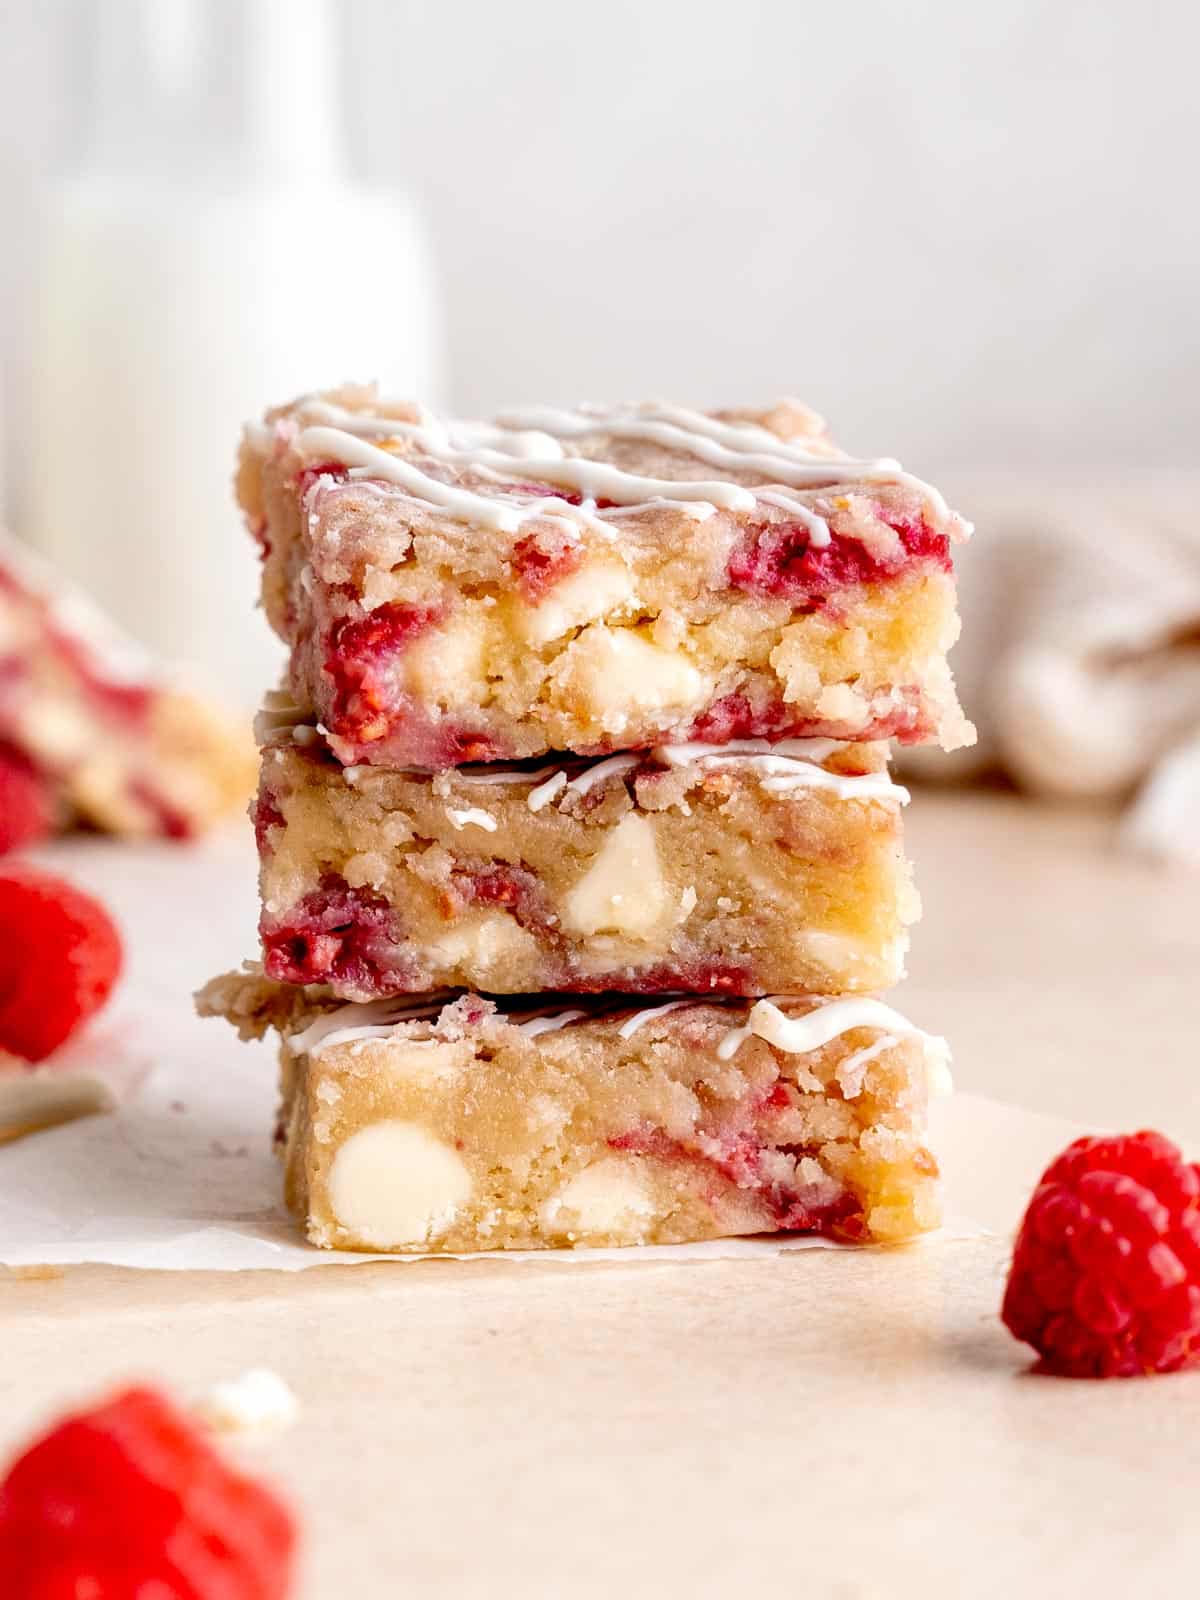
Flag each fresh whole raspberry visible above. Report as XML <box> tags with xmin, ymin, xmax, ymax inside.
<box><xmin>1002</xmin><ymin>1130</ymin><xmax>1200</xmax><ymax>1377</ymax></box>
<box><xmin>0</xmin><ymin>750</ymin><xmax>53</xmax><ymax>855</ymax></box>
<box><xmin>0</xmin><ymin>1385</ymin><xmax>297</xmax><ymax>1599</ymax></box>
<box><xmin>0</xmin><ymin>867</ymin><xmax>123</xmax><ymax>1061</ymax></box>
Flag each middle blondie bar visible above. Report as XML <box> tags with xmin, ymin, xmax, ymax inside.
<box><xmin>255</xmin><ymin>721</ymin><xmax>916</xmax><ymax>1000</ymax></box>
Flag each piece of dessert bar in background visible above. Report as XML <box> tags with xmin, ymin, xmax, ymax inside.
<box><xmin>0</xmin><ymin>531</ymin><xmax>254</xmax><ymax>841</ymax></box>
<box><xmin>256</xmin><ymin>717</ymin><xmax>917</xmax><ymax>998</ymax></box>
<box><xmin>200</xmin><ymin>974</ymin><xmax>948</xmax><ymax>1253</ymax></box>
<box><xmin>238</xmin><ymin>390</ymin><xmax>973</xmax><ymax>769</ymax></box>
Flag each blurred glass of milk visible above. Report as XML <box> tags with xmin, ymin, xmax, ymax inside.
<box><xmin>26</xmin><ymin>0</ymin><xmax>442</xmax><ymax>704</ymax></box>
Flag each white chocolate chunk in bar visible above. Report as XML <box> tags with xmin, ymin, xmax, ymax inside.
<box><xmin>540</xmin><ymin>1156</ymin><xmax>658</xmax><ymax>1238</ymax></box>
<box><xmin>404</xmin><ymin>609</ymin><xmax>486</xmax><ymax>701</ymax></box>
<box><xmin>427</xmin><ymin>913</ymin><xmax>542</xmax><ymax>977</ymax></box>
<box><xmin>515</xmin><ymin>560</ymin><xmax>638</xmax><ymax>645</ymax></box>
<box><xmin>327</xmin><ymin>1119</ymin><xmax>473</xmax><ymax>1247</ymax></box>
<box><xmin>552</xmin><ymin>626</ymin><xmax>707</xmax><ymax>734</ymax></box>
<box><xmin>561</xmin><ymin>813</ymin><xmax>670</xmax><ymax>938</ymax></box>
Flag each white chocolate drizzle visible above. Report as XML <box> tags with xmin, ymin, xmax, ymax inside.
<box><xmin>516</xmin><ymin>1009</ymin><xmax>587</xmax><ymax>1038</ymax></box>
<box><xmin>616</xmin><ymin>999</ymin><xmax>694</xmax><ymax>1039</ymax></box>
<box><xmin>288</xmin><ymin>993</ymin><xmax>947</xmax><ymax>1088</ymax></box>
<box><xmin>656</xmin><ymin>737</ymin><xmax>843</xmax><ymax>766</ymax></box>
<box><xmin>652</xmin><ymin>741</ymin><xmax>909</xmax><ymax>804</ymax></box>
<box><xmin>715</xmin><ymin>997</ymin><xmax>949</xmax><ymax>1072</ymax></box>
<box><xmin>526</xmin><ymin>770</ymin><xmax>568</xmax><ymax>812</ymax></box>
<box><xmin>445</xmin><ymin>806</ymin><xmax>498</xmax><ymax>832</ymax></box>
<box><xmin>283</xmin><ymin>396</ymin><xmax>969</xmax><ymax>547</ymax></box>
<box><xmin>290</xmin><ymin>994</ymin><xmax>455</xmax><ymax>1056</ymax></box>
<box><xmin>565</xmin><ymin>753</ymin><xmax>642</xmax><ymax>795</ymax></box>
<box><xmin>530</xmin><ymin>741</ymin><xmax>905</xmax><ymax>808</ymax></box>
<box><xmin>500</xmin><ymin>403</ymin><xmax>962</xmax><ymax>528</ymax></box>
<box><xmin>448</xmin><ymin>763</ymin><xmax>561</xmax><ymax>788</ymax></box>
<box><xmin>264</xmin><ymin>715</ymin><xmax>904</xmax><ymax>809</ymax></box>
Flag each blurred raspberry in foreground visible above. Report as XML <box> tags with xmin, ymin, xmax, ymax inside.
<box><xmin>0</xmin><ymin>1384</ymin><xmax>297</xmax><ymax>1598</ymax></box>
<box><xmin>1002</xmin><ymin>1130</ymin><xmax>1200</xmax><ymax>1377</ymax></box>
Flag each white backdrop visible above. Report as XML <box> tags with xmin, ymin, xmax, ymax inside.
<box><xmin>3</xmin><ymin>0</ymin><xmax>1197</xmax><ymax>500</ymax></box>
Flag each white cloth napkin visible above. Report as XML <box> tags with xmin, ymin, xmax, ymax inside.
<box><xmin>908</xmin><ymin>471</ymin><xmax>1200</xmax><ymax>863</ymax></box>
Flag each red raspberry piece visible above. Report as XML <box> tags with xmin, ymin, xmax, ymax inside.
<box><xmin>0</xmin><ymin>867</ymin><xmax>123</xmax><ymax>1061</ymax></box>
<box><xmin>459</xmin><ymin>862</ymin><xmax>543</xmax><ymax>915</ymax></box>
<box><xmin>0</xmin><ymin>751</ymin><xmax>53</xmax><ymax>855</ymax></box>
<box><xmin>0</xmin><ymin>1385</ymin><xmax>296</xmax><ymax>1599</ymax></box>
<box><xmin>323</xmin><ymin>600</ymin><xmax>443</xmax><ymax>743</ymax></box>
<box><xmin>727</xmin><ymin>511</ymin><xmax>952</xmax><ymax>604</ymax></box>
<box><xmin>261</xmin><ymin>872</ymin><xmax>414</xmax><ymax>996</ymax></box>
<box><xmin>1002</xmin><ymin>1130</ymin><xmax>1200</xmax><ymax>1377</ymax></box>
<box><xmin>685</xmin><ymin>692</ymin><xmax>791</xmax><ymax>744</ymax></box>
<box><xmin>498</xmin><ymin>481</ymin><xmax>619</xmax><ymax>511</ymax></box>
<box><xmin>252</xmin><ymin>791</ymin><xmax>285</xmax><ymax>852</ymax></box>
<box><xmin>293</xmin><ymin>460</ymin><xmax>350</xmax><ymax>499</ymax></box>
<box><xmin>511</xmin><ymin>528</ymin><xmax>584</xmax><ymax>602</ymax></box>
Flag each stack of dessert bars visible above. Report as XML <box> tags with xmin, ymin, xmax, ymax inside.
<box><xmin>200</xmin><ymin>391</ymin><xmax>971</xmax><ymax>1254</ymax></box>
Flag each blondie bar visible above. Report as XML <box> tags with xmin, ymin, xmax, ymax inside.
<box><xmin>199</xmin><ymin>974</ymin><xmax>948</xmax><ymax>1251</ymax></box>
<box><xmin>256</xmin><ymin>719</ymin><xmax>916</xmax><ymax>998</ymax></box>
<box><xmin>0</xmin><ymin>532</ymin><xmax>253</xmax><ymax>839</ymax></box>
<box><xmin>239</xmin><ymin>390</ymin><xmax>972</xmax><ymax>768</ymax></box>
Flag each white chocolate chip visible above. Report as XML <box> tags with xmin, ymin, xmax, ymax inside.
<box><xmin>515</xmin><ymin>560</ymin><xmax>637</xmax><ymax>645</ymax></box>
<box><xmin>327</xmin><ymin>1121</ymin><xmax>472</xmax><ymax>1246</ymax></box>
<box><xmin>561</xmin><ymin>813</ymin><xmax>669</xmax><ymax>937</ymax></box>
<box><xmin>403</xmin><ymin>609</ymin><xmax>487</xmax><ymax>701</ymax></box>
<box><xmin>814</xmin><ymin>681</ymin><xmax>871</xmax><ymax>727</ymax></box>
<box><xmin>540</xmin><ymin>1156</ymin><xmax>657</xmax><ymax>1238</ymax></box>
<box><xmin>793</xmin><ymin>928</ymin><xmax>905</xmax><ymax>986</ymax></box>
<box><xmin>555</xmin><ymin>626</ymin><xmax>706</xmax><ymax>735</ymax></box>
<box><xmin>428</xmin><ymin>912</ymin><xmax>540</xmax><ymax>975</ymax></box>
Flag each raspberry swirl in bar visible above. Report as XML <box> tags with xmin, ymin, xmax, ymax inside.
<box><xmin>239</xmin><ymin>389</ymin><xmax>973</xmax><ymax>767</ymax></box>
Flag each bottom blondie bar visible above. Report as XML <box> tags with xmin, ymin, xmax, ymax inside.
<box><xmin>200</xmin><ymin>974</ymin><xmax>948</xmax><ymax>1252</ymax></box>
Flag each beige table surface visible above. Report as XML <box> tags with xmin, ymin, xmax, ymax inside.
<box><xmin>2</xmin><ymin>792</ymin><xmax>1199</xmax><ymax>1598</ymax></box>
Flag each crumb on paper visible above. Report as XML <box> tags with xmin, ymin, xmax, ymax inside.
<box><xmin>197</xmin><ymin>1368</ymin><xmax>300</xmax><ymax>1435</ymax></box>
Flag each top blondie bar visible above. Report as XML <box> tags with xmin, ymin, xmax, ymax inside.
<box><xmin>238</xmin><ymin>389</ymin><xmax>973</xmax><ymax>769</ymax></box>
